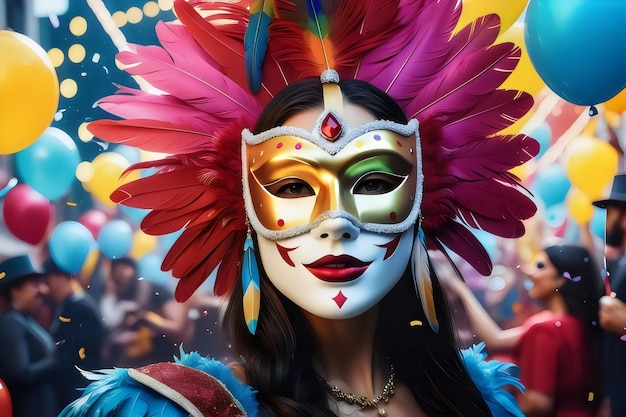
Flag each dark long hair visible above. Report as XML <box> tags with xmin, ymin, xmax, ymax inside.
<box><xmin>542</xmin><ymin>244</ymin><xmax>604</xmax><ymax>408</ymax></box>
<box><xmin>223</xmin><ymin>78</ymin><xmax>493</xmax><ymax>416</ymax></box>
<box><xmin>543</xmin><ymin>244</ymin><xmax>602</xmax><ymax>335</ymax></box>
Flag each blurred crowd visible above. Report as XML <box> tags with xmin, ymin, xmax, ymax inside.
<box><xmin>2</xmin><ymin>196</ymin><xmax>626</xmax><ymax>416</ymax></box>
<box><xmin>0</xmin><ymin>253</ymin><xmax>234</xmax><ymax>416</ymax></box>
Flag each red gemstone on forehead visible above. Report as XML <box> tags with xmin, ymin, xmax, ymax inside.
<box><xmin>320</xmin><ymin>113</ymin><xmax>342</xmax><ymax>141</ymax></box>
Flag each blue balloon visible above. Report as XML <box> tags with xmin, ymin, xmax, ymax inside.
<box><xmin>15</xmin><ymin>127</ymin><xmax>81</xmax><ymax>200</ymax></box>
<box><xmin>545</xmin><ymin>204</ymin><xmax>566</xmax><ymax>228</ymax></box>
<box><xmin>119</xmin><ymin>204</ymin><xmax>149</xmax><ymax>226</ymax></box>
<box><xmin>113</xmin><ymin>144</ymin><xmax>141</xmax><ymax>164</ymax></box>
<box><xmin>525</xmin><ymin>0</ymin><xmax>626</xmax><ymax>106</ymax></box>
<box><xmin>529</xmin><ymin>122</ymin><xmax>552</xmax><ymax>160</ymax></box>
<box><xmin>532</xmin><ymin>164</ymin><xmax>570</xmax><ymax>208</ymax></box>
<box><xmin>590</xmin><ymin>208</ymin><xmax>606</xmax><ymax>239</ymax></box>
<box><xmin>97</xmin><ymin>219</ymin><xmax>133</xmax><ymax>259</ymax></box>
<box><xmin>138</xmin><ymin>252</ymin><xmax>172</xmax><ymax>287</ymax></box>
<box><xmin>471</xmin><ymin>229</ymin><xmax>499</xmax><ymax>260</ymax></box>
<box><xmin>159</xmin><ymin>230</ymin><xmax>183</xmax><ymax>252</ymax></box>
<box><xmin>49</xmin><ymin>221</ymin><xmax>97</xmax><ymax>274</ymax></box>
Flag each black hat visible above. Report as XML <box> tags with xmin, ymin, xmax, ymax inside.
<box><xmin>0</xmin><ymin>254</ymin><xmax>45</xmax><ymax>294</ymax></box>
<box><xmin>593</xmin><ymin>173</ymin><xmax>626</xmax><ymax>208</ymax></box>
<box><xmin>42</xmin><ymin>257</ymin><xmax>68</xmax><ymax>276</ymax></box>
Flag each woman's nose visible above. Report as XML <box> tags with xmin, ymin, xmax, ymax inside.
<box><xmin>313</xmin><ymin>217</ymin><xmax>360</xmax><ymax>241</ymax></box>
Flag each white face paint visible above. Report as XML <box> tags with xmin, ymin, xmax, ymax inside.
<box><xmin>251</xmin><ymin>101</ymin><xmax>419</xmax><ymax>318</ymax></box>
<box><xmin>257</xmin><ymin>221</ymin><xmax>414</xmax><ymax>319</ymax></box>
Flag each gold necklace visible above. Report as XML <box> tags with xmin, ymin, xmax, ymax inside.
<box><xmin>327</xmin><ymin>363</ymin><xmax>395</xmax><ymax>417</ymax></box>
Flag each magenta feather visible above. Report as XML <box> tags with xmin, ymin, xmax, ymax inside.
<box><xmin>97</xmin><ymin>86</ymin><xmax>219</xmax><ymax>130</ymax></box>
<box><xmin>440</xmin><ymin>90</ymin><xmax>534</xmax><ymax>141</ymax></box>
<box><xmin>116</xmin><ymin>46</ymin><xmax>261</xmax><ymax>124</ymax></box>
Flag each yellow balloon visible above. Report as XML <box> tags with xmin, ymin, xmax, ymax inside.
<box><xmin>0</xmin><ymin>30</ymin><xmax>59</xmax><ymax>154</ymax></box>
<box><xmin>567</xmin><ymin>188</ymin><xmax>594</xmax><ymax>225</ymax></box>
<box><xmin>130</xmin><ymin>230</ymin><xmax>157</xmax><ymax>259</ymax></box>
<box><xmin>455</xmin><ymin>0</ymin><xmax>528</xmax><ymax>36</ymax></box>
<box><xmin>497</xmin><ymin>23</ymin><xmax>546</xmax><ymax>96</ymax></box>
<box><xmin>83</xmin><ymin>152</ymin><xmax>139</xmax><ymax>206</ymax></box>
<box><xmin>565</xmin><ymin>136</ymin><xmax>618</xmax><ymax>199</ymax></box>
<box><xmin>78</xmin><ymin>249</ymin><xmax>100</xmax><ymax>287</ymax></box>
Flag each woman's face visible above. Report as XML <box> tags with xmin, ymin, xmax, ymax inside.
<box><xmin>252</xmin><ymin>103</ymin><xmax>416</xmax><ymax>319</ymax></box>
<box><xmin>525</xmin><ymin>251</ymin><xmax>565</xmax><ymax>300</ymax></box>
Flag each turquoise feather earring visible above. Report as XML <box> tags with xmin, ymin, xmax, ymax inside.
<box><xmin>242</xmin><ymin>234</ymin><xmax>261</xmax><ymax>334</ymax></box>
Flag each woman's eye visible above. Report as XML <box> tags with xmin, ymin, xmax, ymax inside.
<box><xmin>354</xmin><ymin>173</ymin><xmax>403</xmax><ymax>195</ymax></box>
<box><xmin>266</xmin><ymin>179</ymin><xmax>314</xmax><ymax>198</ymax></box>
<box><xmin>536</xmin><ymin>261</ymin><xmax>545</xmax><ymax>269</ymax></box>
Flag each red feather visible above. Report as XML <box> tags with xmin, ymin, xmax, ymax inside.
<box><xmin>173</xmin><ymin>0</ymin><xmax>250</xmax><ymax>90</ymax></box>
<box><xmin>88</xmin><ymin>119</ymin><xmax>218</xmax><ymax>155</ymax></box>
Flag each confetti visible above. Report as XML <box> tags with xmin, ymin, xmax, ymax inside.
<box><xmin>66</xmin><ymin>201</ymin><xmax>77</xmax><ymax>207</ymax></box>
<box><xmin>49</xmin><ymin>15</ymin><xmax>60</xmax><ymax>28</ymax></box>
<box><xmin>59</xmin><ymin>315</ymin><xmax>72</xmax><ymax>323</ymax></box>
<box><xmin>56</xmin><ymin>339</ymin><xmax>66</xmax><ymax>346</ymax></box>
<box><xmin>409</xmin><ymin>320</ymin><xmax>423</xmax><ymax>327</ymax></box>
<box><xmin>563</xmin><ymin>271</ymin><xmax>581</xmax><ymax>282</ymax></box>
<box><xmin>79</xmin><ymin>347</ymin><xmax>86</xmax><ymax>360</ymax></box>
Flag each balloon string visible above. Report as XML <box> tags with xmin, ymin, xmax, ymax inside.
<box><xmin>85</xmin><ymin>0</ymin><xmax>131</xmax><ymax>53</ymax></box>
<box><xmin>85</xmin><ymin>0</ymin><xmax>162</xmax><ymax>95</ymax></box>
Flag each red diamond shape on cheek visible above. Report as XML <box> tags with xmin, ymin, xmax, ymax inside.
<box><xmin>332</xmin><ymin>291</ymin><xmax>347</xmax><ymax>308</ymax></box>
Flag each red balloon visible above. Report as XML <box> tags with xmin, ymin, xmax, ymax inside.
<box><xmin>78</xmin><ymin>209</ymin><xmax>109</xmax><ymax>238</ymax></box>
<box><xmin>3</xmin><ymin>184</ymin><xmax>53</xmax><ymax>245</ymax></box>
<box><xmin>0</xmin><ymin>378</ymin><xmax>12</xmax><ymax>417</ymax></box>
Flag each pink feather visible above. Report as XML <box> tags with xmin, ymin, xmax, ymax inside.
<box><xmin>88</xmin><ymin>119</ymin><xmax>219</xmax><ymax>155</ymax></box>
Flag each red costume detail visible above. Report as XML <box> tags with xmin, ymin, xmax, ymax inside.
<box><xmin>320</xmin><ymin>112</ymin><xmax>343</xmax><ymax>141</ymax></box>
<box><xmin>129</xmin><ymin>362</ymin><xmax>246</xmax><ymax>417</ymax></box>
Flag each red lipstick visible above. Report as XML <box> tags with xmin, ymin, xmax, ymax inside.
<box><xmin>304</xmin><ymin>255</ymin><xmax>371</xmax><ymax>282</ymax></box>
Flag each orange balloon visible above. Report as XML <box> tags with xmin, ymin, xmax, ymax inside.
<box><xmin>0</xmin><ymin>30</ymin><xmax>59</xmax><ymax>154</ymax></box>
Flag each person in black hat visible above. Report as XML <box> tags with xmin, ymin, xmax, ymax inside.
<box><xmin>593</xmin><ymin>172</ymin><xmax>626</xmax><ymax>417</ymax></box>
<box><xmin>0</xmin><ymin>254</ymin><xmax>58</xmax><ymax>417</ymax></box>
<box><xmin>42</xmin><ymin>257</ymin><xmax>106</xmax><ymax>412</ymax></box>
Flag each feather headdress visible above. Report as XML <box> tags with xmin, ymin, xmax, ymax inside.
<box><xmin>90</xmin><ymin>0</ymin><xmax>537</xmax><ymax>302</ymax></box>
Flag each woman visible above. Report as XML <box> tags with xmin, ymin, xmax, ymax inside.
<box><xmin>59</xmin><ymin>0</ymin><xmax>537</xmax><ymax>416</ymax></box>
<box><xmin>0</xmin><ymin>255</ymin><xmax>58</xmax><ymax>417</ymax></box>
<box><xmin>447</xmin><ymin>244</ymin><xmax>604</xmax><ymax>417</ymax></box>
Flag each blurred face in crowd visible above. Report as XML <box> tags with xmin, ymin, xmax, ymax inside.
<box><xmin>45</xmin><ymin>272</ymin><xmax>71</xmax><ymax>304</ymax></box>
<box><xmin>10</xmin><ymin>277</ymin><xmax>49</xmax><ymax>314</ymax></box>
<box><xmin>110</xmin><ymin>262</ymin><xmax>137</xmax><ymax>293</ymax></box>
<box><xmin>525</xmin><ymin>251</ymin><xmax>565</xmax><ymax>301</ymax></box>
